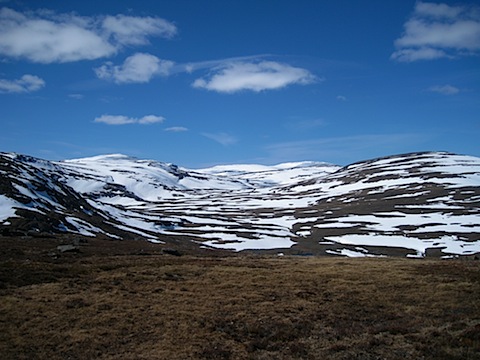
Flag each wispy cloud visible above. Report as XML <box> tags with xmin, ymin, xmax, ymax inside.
<box><xmin>0</xmin><ymin>74</ymin><xmax>45</xmax><ymax>93</ymax></box>
<box><xmin>391</xmin><ymin>1</ymin><xmax>480</xmax><ymax>62</ymax></box>
<box><xmin>202</xmin><ymin>132</ymin><xmax>238</xmax><ymax>146</ymax></box>
<box><xmin>265</xmin><ymin>134</ymin><xmax>427</xmax><ymax>164</ymax></box>
<box><xmin>68</xmin><ymin>93</ymin><xmax>84</xmax><ymax>100</ymax></box>
<box><xmin>94</xmin><ymin>114</ymin><xmax>165</xmax><ymax>125</ymax></box>
<box><xmin>95</xmin><ymin>53</ymin><xmax>174</xmax><ymax>83</ymax></box>
<box><xmin>285</xmin><ymin>118</ymin><xmax>326</xmax><ymax>131</ymax></box>
<box><xmin>181</xmin><ymin>55</ymin><xmax>271</xmax><ymax>74</ymax></box>
<box><xmin>192</xmin><ymin>61</ymin><xmax>317</xmax><ymax>93</ymax></box>
<box><xmin>336</xmin><ymin>95</ymin><xmax>347</xmax><ymax>101</ymax></box>
<box><xmin>102</xmin><ymin>14</ymin><xmax>176</xmax><ymax>45</ymax></box>
<box><xmin>0</xmin><ymin>8</ymin><xmax>176</xmax><ymax>63</ymax></box>
<box><xmin>427</xmin><ymin>84</ymin><xmax>460</xmax><ymax>95</ymax></box>
<box><xmin>165</xmin><ymin>126</ymin><xmax>188</xmax><ymax>132</ymax></box>
<box><xmin>391</xmin><ymin>48</ymin><xmax>452</xmax><ymax>62</ymax></box>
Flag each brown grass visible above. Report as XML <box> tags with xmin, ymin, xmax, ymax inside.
<box><xmin>1</xmin><ymin>237</ymin><xmax>479</xmax><ymax>359</ymax></box>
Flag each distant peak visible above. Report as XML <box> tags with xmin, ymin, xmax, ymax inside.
<box><xmin>64</xmin><ymin>154</ymin><xmax>138</xmax><ymax>162</ymax></box>
<box><xmin>272</xmin><ymin>161</ymin><xmax>336</xmax><ymax>169</ymax></box>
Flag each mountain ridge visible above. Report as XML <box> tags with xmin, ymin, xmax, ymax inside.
<box><xmin>1</xmin><ymin>150</ymin><xmax>479</xmax><ymax>257</ymax></box>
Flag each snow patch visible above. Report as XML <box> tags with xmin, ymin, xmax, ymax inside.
<box><xmin>0</xmin><ymin>195</ymin><xmax>19</xmax><ymax>222</ymax></box>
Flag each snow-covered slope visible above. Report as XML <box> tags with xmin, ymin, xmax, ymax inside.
<box><xmin>0</xmin><ymin>153</ymin><xmax>123</xmax><ymax>238</ymax></box>
<box><xmin>197</xmin><ymin>161</ymin><xmax>339</xmax><ymax>186</ymax></box>
<box><xmin>1</xmin><ymin>151</ymin><xmax>479</xmax><ymax>257</ymax></box>
<box><xmin>287</xmin><ymin>152</ymin><xmax>480</xmax><ymax>257</ymax></box>
<box><xmin>61</xmin><ymin>154</ymin><xmax>256</xmax><ymax>203</ymax></box>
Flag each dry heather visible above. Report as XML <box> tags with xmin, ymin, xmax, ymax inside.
<box><xmin>0</xmin><ymin>237</ymin><xmax>479</xmax><ymax>359</ymax></box>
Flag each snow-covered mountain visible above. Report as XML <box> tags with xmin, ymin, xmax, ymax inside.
<box><xmin>1</xmin><ymin>151</ymin><xmax>479</xmax><ymax>257</ymax></box>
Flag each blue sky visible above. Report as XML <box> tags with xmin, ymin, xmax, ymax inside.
<box><xmin>0</xmin><ymin>0</ymin><xmax>479</xmax><ymax>167</ymax></box>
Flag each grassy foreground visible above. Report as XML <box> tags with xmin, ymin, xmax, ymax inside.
<box><xmin>0</xmin><ymin>238</ymin><xmax>479</xmax><ymax>359</ymax></box>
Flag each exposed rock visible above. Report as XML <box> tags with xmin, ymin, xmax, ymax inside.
<box><xmin>57</xmin><ymin>244</ymin><xmax>79</xmax><ymax>253</ymax></box>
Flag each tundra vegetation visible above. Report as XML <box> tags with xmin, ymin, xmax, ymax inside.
<box><xmin>0</xmin><ymin>236</ymin><xmax>479</xmax><ymax>359</ymax></box>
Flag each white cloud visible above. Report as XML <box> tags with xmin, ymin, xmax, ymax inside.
<box><xmin>202</xmin><ymin>132</ymin><xmax>237</xmax><ymax>146</ymax></box>
<box><xmin>165</xmin><ymin>126</ymin><xmax>188</xmax><ymax>132</ymax></box>
<box><xmin>138</xmin><ymin>115</ymin><xmax>165</xmax><ymax>124</ymax></box>
<box><xmin>0</xmin><ymin>8</ymin><xmax>176</xmax><ymax>63</ymax></box>
<box><xmin>94</xmin><ymin>114</ymin><xmax>165</xmax><ymax>125</ymax></box>
<box><xmin>192</xmin><ymin>61</ymin><xmax>317</xmax><ymax>93</ymax></box>
<box><xmin>95</xmin><ymin>53</ymin><xmax>174</xmax><ymax>83</ymax></box>
<box><xmin>391</xmin><ymin>1</ymin><xmax>480</xmax><ymax>62</ymax></box>
<box><xmin>336</xmin><ymin>95</ymin><xmax>347</xmax><ymax>101</ymax></box>
<box><xmin>0</xmin><ymin>74</ymin><xmax>45</xmax><ymax>93</ymax></box>
<box><xmin>428</xmin><ymin>84</ymin><xmax>460</xmax><ymax>95</ymax></box>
